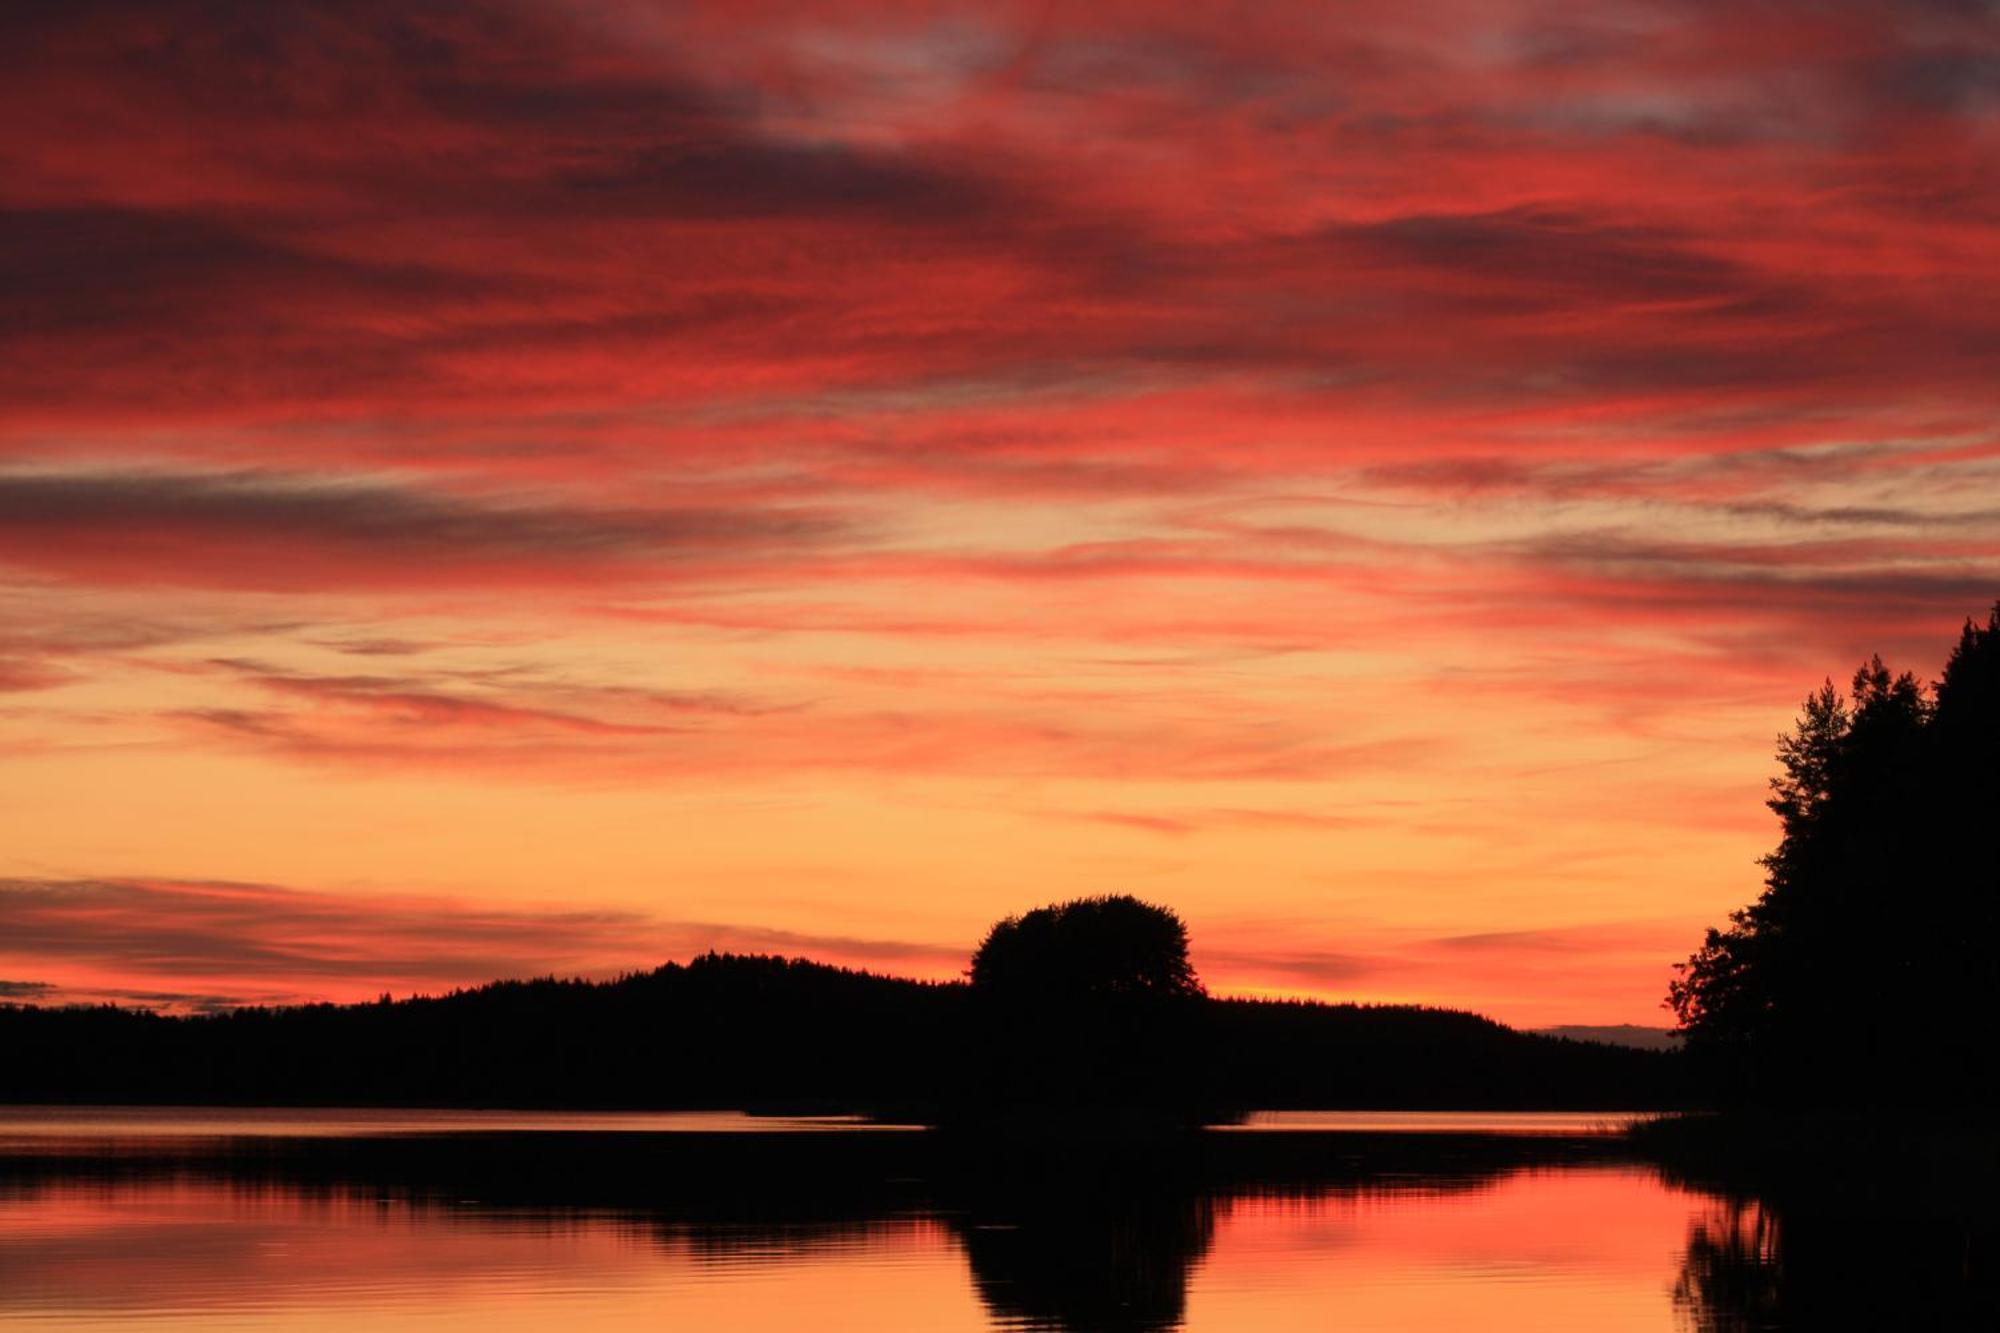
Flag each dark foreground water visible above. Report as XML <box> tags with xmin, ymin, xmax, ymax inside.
<box><xmin>0</xmin><ymin>1108</ymin><xmax>1988</xmax><ymax>1330</ymax></box>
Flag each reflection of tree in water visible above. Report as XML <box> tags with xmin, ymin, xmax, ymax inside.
<box><xmin>945</xmin><ymin>1149</ymin><xmax>1216</xmax><ymax>1333</ymax></box>
<box><xmin>1673</xmin><ymin>1200</ymin><xmax>1781</xmax><ymax>1332</ymax></box>
<box><xmin>1669</xmin><ymin>1170</ymin><xmax>1998</xmax><ymax>1330</ymax></box>
<box><xmin>935</xmin><ymin>1133</ymin><xmax>1563</xmax><ymax>1333</ymax></box>
<box><xmin>1</xmin><ymin>1128</ymin><xmax>1618</xmax><ymax>1333</ymax></box>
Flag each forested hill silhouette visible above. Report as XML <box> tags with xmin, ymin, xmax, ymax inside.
<box><xmin>0</xmin><ymin>903</ymin><xmax>1675</xmax><ymax>1111</ymax></box>
<box><xmin>1670</xmin><ymin>603</ymin><xmax>2000</xmax><ymax>1108</ymax></box>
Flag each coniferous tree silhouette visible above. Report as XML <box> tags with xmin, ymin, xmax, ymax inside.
<box><xmin>1669</xmin><ymin>604</ymin><xmax>2000</xmax><ymax>1106</ymax></box>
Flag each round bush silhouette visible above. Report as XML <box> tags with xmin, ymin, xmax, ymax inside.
<box><xmin>970</xmin><ymin>895</ymin><xmax>1203</xmax><ymax>1002</ymax></box>
<box><xmin>962</xmin><ymin>896</ymin><xmax>1207</xmax><ymax>1116</ymax></box>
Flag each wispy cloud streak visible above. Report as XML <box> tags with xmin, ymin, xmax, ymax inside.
<box><xmin>0</xmin><ymin>877</ymin><xmax>963</xmax><ymax>1011</ymax></box>
<box><xmin>2</xmin><ymin>0</ymin><xmax>1993</xmax><ymax>1024</ymax></box>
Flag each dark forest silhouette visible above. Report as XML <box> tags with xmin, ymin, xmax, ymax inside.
<box><xmin>1669</xmin><ymin>604</ymin><xmax>2000</xmax><ymax>1107</ymax></box>
<box><xmin>0</xmin><ymin>896</ymin><xmax>1673</xmax><ymax>1112</ymax></box>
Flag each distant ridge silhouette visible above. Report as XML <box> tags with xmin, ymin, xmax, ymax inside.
<box><xmin>1535</xmin><ymin>1025</ymin><xmax>1681</xmax><ymax>1052</ymax></box>
<box><xmin>0</xmin><ymin>900</ymin><xmax>1678</xmax><ymax>1114</ymax></box>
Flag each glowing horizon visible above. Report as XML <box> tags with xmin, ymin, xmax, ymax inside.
<box><xmin>3</xmin><ymin>0</ymin><xmax>1995</xmax><ymax>1027</ymax></box>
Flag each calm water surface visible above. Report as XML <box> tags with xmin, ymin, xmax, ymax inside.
<box><xmin>0</xmin><ymin>1106</ymin><xmax>913</xmax><ymax>1139</ymax></box>
<box><xmin>0</xmin><ymin>1108</ymin><xmax>1966</xmax><ymax>1330</ymax></box>
<box><xmin>1220</xmin><ymin>1109</ymin><xmax>1647</xmax><ymax>1135</ymax></box>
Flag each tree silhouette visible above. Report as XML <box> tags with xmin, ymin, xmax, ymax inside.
<box><xmin>962</xmin><ymin>896</ymin><xmax>1207</xmax><ymax>1117</ymax></box>
<box><xmin>1669</xmin><ymin>604</ymin><xmax>2000</xmax><ymax>1105</ymax></box>
<box><xmin>970</xmin><ymin>895</ymin><xmax>1203</xmax><ymax>1003</ymax></box>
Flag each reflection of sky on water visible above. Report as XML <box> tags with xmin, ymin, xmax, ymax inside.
<box><xmin>0</xmin><ymin>1155</ymin><xmax>1701</xmax><ymax>1331</ymax></box>
<box><xmin>0</xmin><ymin>1105</ymin><xmax>916</xmax><ymax>1142</ymax></box>
<box><xmin>1219</xmin><ymin>1110</ymin><xmax>1649</xmax><ymax>1135</ymax></box>
<box><xmin>2</xmin><ymin>1117</ymin><xmax>1986</xmax><ymax>1331</ymax></box>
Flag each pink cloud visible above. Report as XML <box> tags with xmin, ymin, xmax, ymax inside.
<box><xmin>0</xmin><ymin>876</ymin><xmax>965</xmax><ymax>1011</ymax></box>
<box><xmin>2</xmin><ymin>0</ymin><xmax>1991</xmax><ymax>1025</ymax></box>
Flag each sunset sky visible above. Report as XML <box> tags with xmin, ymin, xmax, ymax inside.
<box><xmin>2</xmin><ymin>0</ymin><xmax>1995</xmax><ymax>1026</ymax></box>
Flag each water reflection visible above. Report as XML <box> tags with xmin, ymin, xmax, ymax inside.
<box><xmin>0</xmin><ymin>1104</ymin><xmax>913</xmax><ymax>1139</ymax></box>
<box><xmin>943</xmin><ymin>1145</ymin><xmax>1219</xmax><ymax>1332</ymax></box>
<box><xmin>1674</xmin><ymin>1200</ymin><xmax>1783</xmax><ymax>1331</ymax></box>
<box><xmin>1221</xmin><ymin>1110</ymin><xmax>1645</xmax><ymax>1135</ymax></box>
<box><xmin>0</xmin><ymin>1121</ymin><xmax>1988</xmax><ymax>1330</ymax></box>
<box><xmin>1668</xmin><ymin>1170</ymin><xmax>1997</xmax><ymax>1331</ymax></box>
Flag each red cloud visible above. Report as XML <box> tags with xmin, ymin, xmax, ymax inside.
<box><xmin>162</xmin><ymin>662</ymin><xmax>1441</xmax><ymax>784</ymax></box>
<box><xmin>3</xmin><ymin>0</ymin><xmax>1993</xmax><ymax>1026</ymax></box>
<box><xmin>0</xmin><ymin>470</ymin><xmax>843</xmax><ymax>591</ymax></box>
<box><xmin>0</xmin><ymin>876</ymin><xmax>964</xmax><ymax>1012</ymax></box>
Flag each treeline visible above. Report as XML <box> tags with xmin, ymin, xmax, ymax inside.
<box><xmin>0</xmin><ymin>952</ymin><xmax>1676</xmax><ymax>1111</ymax></box>
<box><xmin>1670</xmin><ymin>605</ymin><xmax>2000</xmax><ymax>1107</ymax></box>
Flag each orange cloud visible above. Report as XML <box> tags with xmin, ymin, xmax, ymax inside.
<box><xmin>2</xmin><ymin>0</ymin><xmax>1992</xmax><ymax>1025</ymax></box>
<box><xmin>0</xmin><ymin>877</ymin><xmax>963</xmax><ymax>1012</ymax></box>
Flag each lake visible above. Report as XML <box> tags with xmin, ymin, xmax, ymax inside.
<box><xmin>0</xmin><ymin>1108</ymin><xmax>1984</xmax><ymax>1330</ymax></box>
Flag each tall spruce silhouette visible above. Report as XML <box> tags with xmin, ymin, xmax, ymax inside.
<box><xmin>1669</xmin><ymin>603</ymin><xmax>2000</xmax><ymax>1106</ymax></box>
